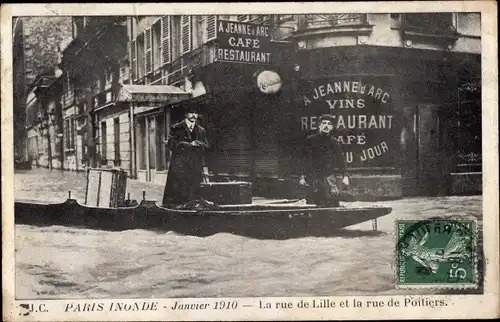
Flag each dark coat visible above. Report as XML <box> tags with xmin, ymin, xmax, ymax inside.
<box><xmin>162</xmin><ymin>120</ymin><xmax>210</xmax><ymax>207</ymax></box>
<box><xmin>301</xmin><ymin>132</ymin><xmax>346</xmax><ymax>179</ymax></box>
<box><xmin>300</xmin><ymin>132</ymin><xmax>347</xmax><ymax>207</ymax></box>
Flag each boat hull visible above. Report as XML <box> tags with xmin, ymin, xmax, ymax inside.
<box><xmin>15</xmin><ymin>199</ymin><xmax>392</xmax><ymax>239</ymax></box>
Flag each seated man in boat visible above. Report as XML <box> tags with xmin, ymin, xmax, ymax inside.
<box><xmin>162</xmin><ymin>104</ymin><xmax>210</xmax><ymax>208</ymax></box>
<box><xmin>299</xmin><ymin>114</ymin><xmax>349</xmax><ymax>207</ymax></box>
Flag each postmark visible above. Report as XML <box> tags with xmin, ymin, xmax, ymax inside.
<box><xmin>396</xmin><ymin>219</ymin><xmax>478</xmax><ymax>288</ymax></box>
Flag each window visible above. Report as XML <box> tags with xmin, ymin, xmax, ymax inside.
<box><xmin>137</xmin><ymin>33</ymin><xmax>145</xmax><ymax>78</ymax></box>
<box><xmin>99</xmin><ymin>71</ymin><xmax>106</xmax><ymax>93</ymax></box>
<box><xmin>70</xmin><ymin>118</ymin><xmax>75</xmax><ymax>149</ymax></box>
<box><xmin>161</xmin><ymin>16</ymin><xmax>172</xmax><ymax>65</ymax></box>
<box><xmin>101</xmin><ymin>121</ymin><xmax>107</xmax><ymax>164</ymax></box>
<box><xmin>64</xmin><ymin>118</ymin><xmax>75</xmax><ymax>150</ymax></box>
<box><xmin>205</xmin><ymin>15</ymin><xmax>217</xmax><ymax>42</ymax></box>
<box><xmin>153</xmin><ymin>20</ymin><xmax>162</xmax><ymax>71</ymax></box>
<box><xmin>404</xmin><ymin>13</ymin><xmax>454</xmax><ymax>34</ymax></box>
<box><xmin>171</xmin><ymin>16</ymin><xmax>181</xmax><ymax>60</ymax></box>
<box><xmin>65</xmin><ymin>119</ymin><xmax>70</xmax><ymax>148</ymax></box>
<box><xmin>114</xmin><ymin>118</ymin><xmax>120</xmax><ymax>165</ymax></box>
<box><xmin>181</xmin><ymin>15</ymin><xmax>192</xmax><ymax>54</ymax></box>
<box><xmin>456</xmin><ymin>13</ymin><xmax>480</xmax><ymax>37</ymax></box>
<box><xmin>145</xmin><ymin>28</ymin><xmax>153</xmax><ymax>74</ymax></box>
<box><xmin>131</xmin><ymin>39</ymin><xmax>138</xmax><ymax>80</ymax></box>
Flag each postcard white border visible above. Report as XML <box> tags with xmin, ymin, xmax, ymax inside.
<box><xmin>2</xmin><ymin>2</ymin><xmax>498</xmax><ymax>321</ymax></box>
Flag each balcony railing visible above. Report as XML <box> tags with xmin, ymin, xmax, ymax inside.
<box><xmin>302</xmin><ymin>14</ymin><xmax>368</xmax><ymax>28</ymax></box>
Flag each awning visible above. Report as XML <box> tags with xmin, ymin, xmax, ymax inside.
<box><xmin>116</xmin><ymin>84</ymin><xmax>191</xmax><ymax>104</ymax></box>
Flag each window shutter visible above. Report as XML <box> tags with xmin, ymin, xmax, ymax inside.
<box><xmin>145</xmin><ymin>28</ymin><xmax>153</xmax><ymax>74</ymax></box>
<box><xmin>161</xmin><ymin>16</ymin><xmax>171</xmax><ymax>65</ymax></box>
<box><xmin>237</xmin><ymin>15</ymin><xmax>250</xmax><ymax>22</ymax></box>
<box><xmin>131</xmin><ymin>39</ymin><xmax>137</xmax><ymax>80</ymax></box>
<box><xmin>181</xmin><ymin>15</ymin><xmax>192</xmax><ymax>54</ymax></box>
<box><xmin>206</xmin><ymin>15</ymin><xmax>217</xmax><ymax>41</ymax></box>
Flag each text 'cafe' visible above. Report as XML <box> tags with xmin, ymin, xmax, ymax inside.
<box><xmin>215</xmin><ymin>20</ymin><xmax>272</xmax><ymax>64</ymax></box>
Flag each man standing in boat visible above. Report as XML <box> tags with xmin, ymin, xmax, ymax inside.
<box><xmin>162</xmin><ymin>104</ymin><xmax>210</xmax><ymax>207</ymax></box>
<box><xmin>299</xmin><ymin>114</ymin><xmax>349</xmax><ymax>207</ymax></box>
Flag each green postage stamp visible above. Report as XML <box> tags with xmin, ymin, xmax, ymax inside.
<box><xmin>396</xmin><ymin>219</ymin><xmax>478</xmax><ymax>288</ymax></box>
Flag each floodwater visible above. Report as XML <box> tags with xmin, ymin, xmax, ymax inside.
<box><xmin>13</xmin><ymin>169</ymin><xmax>482</xmax><ymax>299</ymax></box>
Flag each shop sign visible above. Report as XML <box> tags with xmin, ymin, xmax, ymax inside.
<box><xmin>216</xmin><ymin>20</ymin><xmax>272</xmax><ymax>65</ymax></box>
<box><xmin>298</xmin><ymin>78</ymin><xmax>399</xmax><ymax>168</ymax></box>
<box><xmin>256</xmin><ymin>70</ymin><xmax>282</xmax><ymax>94</ymax></box>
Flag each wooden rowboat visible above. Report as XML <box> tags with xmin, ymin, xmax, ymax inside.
<box><xmin>14</xmin><ymin>197</ymin><xmax>392</xmax><ymax>239</ymax></box>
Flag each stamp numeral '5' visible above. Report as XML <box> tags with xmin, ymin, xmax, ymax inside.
<box><xmin>396</xmin><ymin>219</ymin><xmax>478</xmax><ymax>288</ymax></box>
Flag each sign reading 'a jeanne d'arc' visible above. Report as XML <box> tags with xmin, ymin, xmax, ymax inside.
<box><xmin>216</xmin><ymin>20</ymin><xmax>272</xmax><ymax>64</ymax></box>
<box><xmin>300</xmin><ymin>79</ymin><xmax>398</xmax><ymax>168</ymax></box>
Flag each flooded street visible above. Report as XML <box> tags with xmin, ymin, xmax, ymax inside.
<box><xmin>14</xmin><ymin>169</ymin><xmax>482</xmax><ymax>299</ymax></box>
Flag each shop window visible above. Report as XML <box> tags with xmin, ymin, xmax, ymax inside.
<box><xmin>404</xmin><ymin>13</ymin><xmax>455</xmax><ymax>35</ymax></box>
<box><xmin>148</xmin><ymin>116</ymin><xmax>156</xmax><ymax>169</ymax></box>
<box><xmin>114</xmin><ymin>118</ymin><xmax>120</xmax><ymax>166</ymax></box>
<box><xmin>137</xmin><ymin>117</ymin><xmax>147</xmax><ymax>170</ymax></box>
<box><xmin>155</xmin><ymin>113</ymin><xmax>166</xmax><ymax>171</ymax></box>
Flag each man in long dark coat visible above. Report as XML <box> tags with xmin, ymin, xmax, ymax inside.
<box><xmin>299</xmin><ymin>114</ymin><xmax>349</xmax><ymax>207</ymax></box>
<box><xmin>162</xmin><ymin>105</ymin><xmax>210</xmax><ymax>207</ymax></box>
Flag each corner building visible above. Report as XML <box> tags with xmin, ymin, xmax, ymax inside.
<box><xmin>282</xmin><ymin>13</ymin><xmax>481</xmax><ymax>198</ymax></box>
<box><xmin>169</xmin><ymin>14</ymin><xmax>481</xmax><ymax>198</ymax></box>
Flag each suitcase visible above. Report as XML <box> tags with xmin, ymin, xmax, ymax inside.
<box><xmin>199</xmin><ymin>181</ymin><xmax>252</xmax><ymax>205</ymax></box>
<box><xmin>85</xmin><ymin>168</ymin><xmax>127</xmax><ymax>208</ymax></box>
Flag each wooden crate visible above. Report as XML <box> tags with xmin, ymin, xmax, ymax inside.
<box><xmin>85</xmin><ymin>168</ymin><xmax>127</xmax><ymax>208</ymax></box>
<box><xmin>199</xmin><ymin>181</ymin><xmax>252</xmax><ymax>205</ymax></box>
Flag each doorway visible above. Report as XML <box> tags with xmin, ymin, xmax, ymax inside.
<box><xmin>403</xmin><ymin>104</ymin><xmax>455</xmax><ymax>196</ymax></box>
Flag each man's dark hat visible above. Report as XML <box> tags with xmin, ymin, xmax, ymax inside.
<box><xmin>319</xmin><ymin>114</ymin><xmax>335</xmax><ymax>123</ymax></box>
<box><xmin>182</xmin><ymin>102</ymin><xmax>200</xmax><ymax>113</ymax></box>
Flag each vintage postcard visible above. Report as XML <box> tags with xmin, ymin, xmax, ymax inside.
<box><xmin>2</xmin><ymin>2</ymin><xmax>498</xmax><ymax>321</ymax></box>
